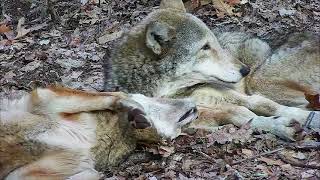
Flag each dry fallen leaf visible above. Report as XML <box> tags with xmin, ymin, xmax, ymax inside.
<box><xmin>20</xmin><ymin>60</ymin><xmax>42</xmax><ymax>72</ymax></box>
<box><xmin>182</xmin><ymin>159</ymin><xmax>193</xmax><ymax>171</ymax></box>
<box><xmin>258</xmin><ymin>157</ymin><xmax>285</xmax><ymax>166</ymax></box>
<box><xmin>15</xmin><ymin>18</ymin><xmax>47</xmax><ymax>39</ymax></box>
<box><xmin>256</xmin><ymin>164</ymin><xmax>271</xmax><ymax>175</ymax></box>
<box><xmin>241</xmin><ymin>148</ymin><xmax>253</xmax><ymax>157</ymax></box>
<box><xmin>211</xmin><ymin>0</ymin><xmax>235</xmax><ymax>18</ymax></box>
<box><xmin>15</xmin><ymin>18</ymin><xmax>28</xmax><ymax>39</ymax></box>
<box><xmin>158</xmin><ymin>145</ymin><xmax>175</xmax><ymax>157</ymax></box>
<box><xmin>305</xmin><ymin>92</ymin><xmax>320</xmax><ymax>110</ymax></box>
<box><xmin>280</xmin><ymin>164</ymin><xmax>293</xmax><ymax>171</ymax></box>
<box><xmin>292</xmin><ymin>152</ymin><xmax>306</xmax><ymax>160</ymax></box>
<box><xmin>69</xmin><ymin>28</ymin><xmax>82</xmax><ymax>47</ymax></box>
<box><xmin>301</xmin><ymin>170</ymin><xmax>315</xmax><ymax>179</ymax></box>
<box><xmin>98</xmin><ymin>30</ymin><xmax>123</xmax><ymax>44</ymax></box>
<box><xmin>0</xmin><ymin>24</ymin><xmax>11</xmax><ymax>33</ymax></box>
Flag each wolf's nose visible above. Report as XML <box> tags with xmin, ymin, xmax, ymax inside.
<box><xmin>240</xmin><ymin>66</ymin><xmax>250</xmax><ymax>77</ymax></box>
<box><xmin>178</xmin><ymin>107</ymin><xmax>198</xmax><ymax>122</ymax></box>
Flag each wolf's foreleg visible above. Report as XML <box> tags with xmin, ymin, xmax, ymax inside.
<box><xmin>231</xmin><ymin>91</ymin><xmax>319</xmax><ymax>129</ymax></box>
<box><xmin>190</xmin><ymin>104</ymin><xmax>299</xmax><ymax>141</ymax></box>
<box><xmin>30</xmin><ymin>86</ymin><xmax>128</xmax><ymax>114</ymax></box>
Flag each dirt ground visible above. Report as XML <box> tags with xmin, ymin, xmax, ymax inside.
<box><xmin>0</xmin><ymin>0</ymin><xmax>319</xmax><ymax>179</ymax></box>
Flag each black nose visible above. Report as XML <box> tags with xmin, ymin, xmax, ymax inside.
<box><xmin>178</xmin><ymin>107</ymin><xmax>198</xmax><ymax>122</ymax></box>
<box><xmin>240</xmin><ymin>66</ymin><xmax>250</xmax><ymax>77</ymax></box>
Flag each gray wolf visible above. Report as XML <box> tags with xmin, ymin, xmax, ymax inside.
<box><xmin>0</xmin><ymin>85</ymin><xmax>197</xmax><ymax>179</ymax></box>
<box><xmin>103</xmin><ymin>0</ymin><xmax>319</xmax><ymax>140</ymax></box>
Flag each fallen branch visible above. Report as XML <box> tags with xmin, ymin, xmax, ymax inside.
<box><xmin>231</xmin><ymin>147</ymin><xmax>284</xmax><ymax>165</ymax></box>
<box><xmin>286</xmin><ymin>141</ymin><xmax>320</xmax><ymax>150</ymax></box>
<box><xmin>194</xmin><ymin>149</ymin><xmax>216</xmax><ymax>163</ymax></box>
<box><xmin>278</xmin><ymin>154</ymin><xmax>320</xmax><ymax>170</ymax></box>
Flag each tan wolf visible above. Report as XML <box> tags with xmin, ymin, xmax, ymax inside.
<box><xmin>103</xmin><ymin>0</ymin><xmax>319</xmax><ymax>140</ymax></box>
<box><xmin>0</xmin><ymin>86</ymin><xmax>197</xmax><ymax>179</ymax></box>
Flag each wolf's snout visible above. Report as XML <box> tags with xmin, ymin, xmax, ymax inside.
<box><xmin>178</xmin><ymin>107</ymin><xmax>198</xmax><ymax>122</ymax></box>
<box><xmin>240</xmin><ymin>66</ymin><xmax>250</xmax><ymax>77</ymax></box>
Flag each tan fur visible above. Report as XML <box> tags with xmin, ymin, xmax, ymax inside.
<box><xmin>0</xmin><ymin>86</ymin><xmax>197</xmax><ymax>179</ymax></box>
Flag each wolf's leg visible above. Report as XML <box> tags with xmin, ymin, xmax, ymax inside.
<box><xmin>190</xmin><ymin>104</ymin><xmax>298</xmax><ymax>140</ymax></box>
<box><xmin>230</xmin><ymin>90</ymin><xmax>319</xmax><ymax>128</ymax></box>
<box><xmin>30</xmin><ymin>86</ymin><xmax>127</xmax><ymax>114</ymax></box>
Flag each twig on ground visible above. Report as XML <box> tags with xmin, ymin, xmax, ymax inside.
<box><xmin>194</xmin><ymin>149</ymin><xmax>216</xmax><ymax>163</ymax></box>
<box><xmin>286</xmin><ymin>141</ymin><xmax>320</xmax><ymax>150</ymax></box>
<box><xmin>278</xmin><ymin>154</ymin><xmax>320</xmax><ymax>170</ymax></box>
<box><xmin>231</xmin><ymin>147</ymin><xmax>285</xmax><ymax>165</ymax></box>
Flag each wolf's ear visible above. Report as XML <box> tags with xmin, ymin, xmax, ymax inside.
<box><xmin>146</xmin><ymin>22</ymin><xmax>176</xmax><ymax>55</ymax></box>
<box><xmin>160</xmin><ymin>0</ymin><xmax>186</xmax><ymax>13</ymax></box>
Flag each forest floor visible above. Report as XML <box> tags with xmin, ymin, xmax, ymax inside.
<box><xmin>0</xmin><ymin>0</ymin><xmax>319</xmax><ymax>179</ymax></box>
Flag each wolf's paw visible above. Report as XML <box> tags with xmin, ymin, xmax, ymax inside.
<box><xmin>270</xmin><ymin>117</ymin><xmax>303</xmax><ymax>141</ymax></box>
<box><xmin>251</xmin><ymin>116</ymin><xmax>302</xmax><ymax>141</ymax></box>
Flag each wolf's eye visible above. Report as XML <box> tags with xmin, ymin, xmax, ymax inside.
<box><xmin>201</xmin><ymin>43</ymin><xmax>210</xmax><ymax>50</ymax></box>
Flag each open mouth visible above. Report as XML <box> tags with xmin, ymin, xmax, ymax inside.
<box><xmin>213</xmin><ymin>76</ymin><xmax>238</xmax><ymax>84</ymax></box>
<box><xmin>189</xmin><ymin>72</ymin><xmax>238</xmax><ymax>85</ymax></box>
<box><xmin>178</xmin><ymin>107</ymin><xmax>198</xmax><ymax>123</ymax></box>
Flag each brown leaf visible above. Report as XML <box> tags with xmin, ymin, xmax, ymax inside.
<box><xmin>158</xmin><ymin>145</ymin><xmax>175</xmax><ymax>157</ymax></box>
<box><xmin>292</xmin><ymin>152</ymin><xmax>306</xmax><ymax>160</ymax></box>
<box><xmin>241</xmin><ymin>148</ymin><xmax>253</xmax><ymax>157</ymax></box>
<box><xmin>258</xmin><ymin>157</ymin><xmax>285</xmax><ymax>166</ymax></box>
<box><xmin>15</xmin><ymin>18</ymin><xmax>30</xmax><ymax>39</ymax></box>
<box><xmin>0</xmin><ymin>24</ymin><xmax>11</xmax><ymax>33</ymax></box>
<box><xmin>98</xmin><ymin>30</ymin><xmax>123</xmax><ymax>44</ymax></box>
<box><xmin>256</xmin><ymin>164</ymin><xmax>271</xmax><ymax>175</ymax></box>
<box><xmin>305</xmin><ymin>92</ymin><xmax>320</xmax><ymax>110</ymax></box>
<box><xmin>15</xmin><ymin>18</ymin><xmax>47</xmax><ymax>39</ymax></box>
<box><xmin>280</xmin><ymin>164</ymin><xmax>293</xmax><ymax>171</ymax></box>
<box><xmin>211</xmin><ymin>0</ymin><xmax>235</xmax><ymax>17</ymax></box>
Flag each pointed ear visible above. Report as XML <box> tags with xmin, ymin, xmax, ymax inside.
<box><xmin>160</xmin><ymin>0</ymin><xmax>186</xmax><ymax>13</ymax></box>
<box><xmin>146</xmin><ymin>22</ymin><xmax>176</xmax><ymax>55</ymax></box>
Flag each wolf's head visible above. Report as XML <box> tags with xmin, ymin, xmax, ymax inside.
<box><xmin>104</xmin><ymin>0</ymin><xmax>249</xmax><ymax>97</ymax></box>
<box><xmin>119</xmin><ymin>94</ymin><xmax>197</xmax><ymax>139</ymax></box>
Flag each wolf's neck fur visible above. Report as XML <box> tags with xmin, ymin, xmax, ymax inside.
<box><xmin>91</xmin><ymin>111</ymin><xmax>136</xmax><ymax>171</ymax></box>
